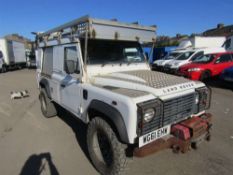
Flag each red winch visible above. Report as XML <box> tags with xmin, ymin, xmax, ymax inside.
<box><xmin>134</xmin><ymin>113</ymin><xmax>212</xmax><ymax>157</ymax></box>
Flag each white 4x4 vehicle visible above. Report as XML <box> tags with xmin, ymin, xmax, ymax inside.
<box><xmin>36</xmin><ymin>16</ymin><xmax>212</xmax><ymax>175</ymax></box>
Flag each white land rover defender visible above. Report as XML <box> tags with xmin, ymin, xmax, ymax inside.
<box><xmin>36</xmin><ymin>16</ymin><xmax>212</xmax><ymax>175</ymax></box>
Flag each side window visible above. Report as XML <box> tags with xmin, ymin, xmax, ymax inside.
<box><xmin>64</xmin><ymin>46</ymin><xmax>80</xmax><ymax>74</ymax></box>
<box><xmin>215</xmin><ymin>54</ymin><xmax>232</xmax><ymax>64</ymax></box>
<box><xmin>42</xmin><ymin>47</ymin><xmax>53</xmax><ymax>76</ymax></box>
<box><xmin>191</xmin><ymin>51</ymin><xmax>204</xmax><ymax>61</ymax></box>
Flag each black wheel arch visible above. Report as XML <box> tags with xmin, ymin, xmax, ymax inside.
<box><xmin>39</xmin><ymin>78</ymin><xmax>51</xmax><ymax>99</ymax></box>
<box><xmin>204</xmin><ymin>69</ymin><xmax>212</xmax><ymax>76</ymax></box>
<box><xmin>87</xmin><ymin>100</ymin><xmax>129</xmax><ymax>144</ymax></box>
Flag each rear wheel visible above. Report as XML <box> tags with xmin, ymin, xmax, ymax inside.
<box><xmin>39</xmin><ymin>88</ymin><xmax>57</xmax><ymax>118</ymax></box>
<box><xmin>1</xmin><ymin>65</ymin><xmax>7</xmax><ymax>73</ymax></box>
<box><xmin>87</xmin><ymin>117</ymin><xmax>128</xmax><ymax>175</ymax></box>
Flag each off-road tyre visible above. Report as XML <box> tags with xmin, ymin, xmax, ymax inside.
<box><xmin>1</xmin><ymin>65</ymin><xmax>7</xmax><ymax>73</ymax></box>
<box><xmin>39</xmin><ymin>88</ymin><xmax>57</xmax><ymax>118</ymax></box>
<box><xmin>87</xmin><ymin>117</ymin><xmax>129</xmax><ymax>175</ymax></box>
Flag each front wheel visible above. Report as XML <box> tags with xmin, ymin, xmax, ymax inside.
<box><xmin>87</xmin><ymin>117</ymin><xmax>129</xmax><ymax>175</ymax></box>
<box><xmin>39</xmin><ymin>88</ymin><xmax>57</xmax><ymax>118</ymax></box>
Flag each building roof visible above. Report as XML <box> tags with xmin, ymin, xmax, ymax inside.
<box><xmin>203</xmin><ymin>24</ymin><xmax>233</xmax><ymax>37</ymax></box>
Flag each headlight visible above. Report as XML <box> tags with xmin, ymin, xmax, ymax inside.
<box><xmin>137</xmin><ymin>99</ymin><xmax>162</xmax><ymax>135</ymax></box>
<box><xmin>195</xmin><ymin>87</ymin><xmax>211</xmax><ymax>112</ymax></box>
<box><xmin>188</xmin><ymin>68</ymin><xmax>201</xmax><ymax>72</ymax></box>
<box><xmin>143</xmin><ymin>108</ymin><xmax>155</xmax><ymax>123</ymax></box>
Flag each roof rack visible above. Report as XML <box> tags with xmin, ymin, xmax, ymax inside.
<box><xmin>37</xmin><ymin>15</ymin><xmax>157</xmax><ymax>46</ymax></box>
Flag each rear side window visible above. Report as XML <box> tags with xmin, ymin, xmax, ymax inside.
<box><xmin>176</xmin><ymin>52</ymin><xmax>194</xmax><ymax>60</ymax></box>
<box><xmin>215</xmin><ymin>54</ymin><xmax>232</xmax><ymax>64</ymax></box>
<box><xmin>42</xmin><ymin>47</ymin><xmax>53</xmax><ymax>76</ymax></box>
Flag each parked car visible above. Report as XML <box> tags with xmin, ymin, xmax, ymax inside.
<box><xmin>220</xmin><ymin>66</ymin><xmax>233</xmax><ymax>82</ymax></box>
<box><xmin>179</xmin><ymin>52</ymin><xmax>233</xmax><ymax>81</ymax></box>
<box><xmin>164</xmin><ymin>47</ymin><xmax>226</xmax><ymax>74</ymax></box>
<box><xmin>151</xmin><ymin>49</ymin><xmax>187</xmax><ymax>71</ymax></box>
<box><xmin>36</xmin><ymin>16</ymin><xmax>212</xmax><ymax>175</ymax></box>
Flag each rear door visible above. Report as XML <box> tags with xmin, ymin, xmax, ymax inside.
<box><xmin>213</xmin><ymin>54</ymin><xmax>233</xmax><ymax>75</ymax></box>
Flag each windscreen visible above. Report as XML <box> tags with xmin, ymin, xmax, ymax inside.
<box><xmin>164</xmin><ymin>52</ymin><xmax>181</xmax><ymax>60</ymax></box>
<box><xmin>176</xmin><ymin>51</ymin><xmax>194</xmax><ymax>60</ymax></box>
<box><xmin>82</xmin><ymin>39</ymin><xmax>145</xmax><ymax>64</ymax></box>
<box><xmin>192</xmin><ymin>54</ymin><xmax>216</xmax><ymax>63</ymax></box>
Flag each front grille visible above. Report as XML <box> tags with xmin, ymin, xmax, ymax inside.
<box><xmin>137</xmin><ymin>93</ymin><xmax>195</xmax><ymax>136</ymax></box>
<box><xmin>163</xmin><ymin>93</ymin><xmax>195</xmax><ymax>126</ymax></box>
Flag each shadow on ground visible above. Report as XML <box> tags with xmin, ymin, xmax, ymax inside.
<box><xmin>56</xmin><ymin>106</ymin><xmax>90</xmax><ymax>162</ymax></box>
<box><xmin>204</xmin><ymin>78</ymin><xmax>233</xmax><ymax>91</ymax></box>
<box><xmin>20</xmin><ymin>152</ymin><xmax>59</xmax><ymax>175</ymax></box>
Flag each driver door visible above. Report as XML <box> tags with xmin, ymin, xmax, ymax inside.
<box><xmin>60</xmin><ymin>44</ymin><xmax>83</xmax><ymax>117</ymax></box>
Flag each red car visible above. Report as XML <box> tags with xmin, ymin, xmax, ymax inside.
<box><xmin>179</xmin><ymin>52</ymin><xmax>233</xmax><ymax>81</ymax></box>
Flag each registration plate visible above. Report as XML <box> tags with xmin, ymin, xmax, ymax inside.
<box><xmin>139</xmin><ymin>125</ymin><xmax>171</xmax><ymax>147</ymax></box>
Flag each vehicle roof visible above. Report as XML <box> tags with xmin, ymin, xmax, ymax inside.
<box><xmin>37</xmin><ymin>15</ymin><xmax>157</xmax><ymax>47</ymax></box>
<box><xmin>175</xmin><ymin>47</ymin><xmax>226</xmax><ymax>55</ymax></box>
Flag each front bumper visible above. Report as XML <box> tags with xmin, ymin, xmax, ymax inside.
<box><xmin>179</xmin><ymin>70</ymin><xmax>202</xmax><ymax>80</ymax></box>
<box><xmin>163</xmin><ymin>66</ymin><xmax>179</xmax><ymax>74</ymax></box>
<box><xmin>134</xmin><ymin>113</ymin><xmax>212</xmax><ymax>157</ymax></box>
<box><xmin>151</xmin><ymin>64</ymin><xmax>164</xmax><ymax>71</ymax></box>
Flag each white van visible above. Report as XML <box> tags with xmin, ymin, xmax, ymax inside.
<box><xmin>0</xmin><ymin>38</ymin><xmax>26</xmax><ymax>72</ymax></box>
<box><xmin>164</xmin><ymin>47</ymin><xmax>226</xmax><ymax>73</ymax></box>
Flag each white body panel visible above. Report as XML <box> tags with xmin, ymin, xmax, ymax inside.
<box><xmin>0</xmin><ymin>38</ymin><xmax>26</xmax><ymax>66</ymax></box>
<box><xmin>177</xmin><ymin>36</ymin><xmax>226</xmax><ymax>50</ymax></box>
<box><xmin>87</xmin><ymin>63</ymin><xmax>150</xmax><ymax>77</ymax></box>
<box><xmin>190</xmin><ymin>36</ymin><xmax>226</xmax><ymax>48</ymax></box>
